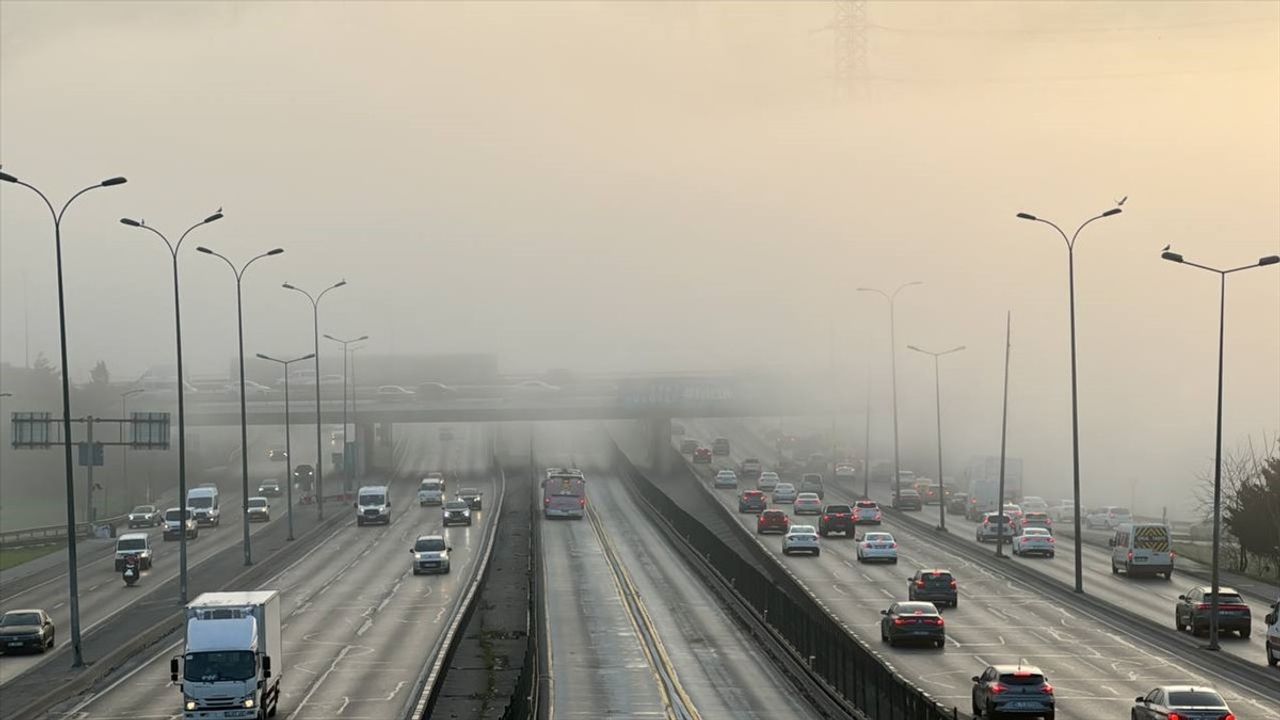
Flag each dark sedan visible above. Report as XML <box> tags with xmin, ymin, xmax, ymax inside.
<box><xmin>908</xmin><ymin>569</ymin><xmax>958</xmax><ymax>608</ymax></box>
<box><xmin>0</xmin><ymin>609</ymin><xmax>55</xmax><ymax>654</ymax></box>
<box><xmin>880</xmin><ymin>601</ymin><xmax>945</xmax><ymax>648</ymax></box>
<box><xmin>1132</xmin><ymin>686</ymin><xmax>1233</xmax><ymax>720</ymax></box>
<box><xmin>1175</xmin><ymin>586</ymin><xmax>1252</xmax><ymax>637</ymax></box>
<box><xmin>457</xmin><ymin>488</ymin><xmax>483</xmax><ymax>511</ymax></box>
<box><xmin>892</xmin><ymin>489</ymin><xmax>923</xmax><ymax>511</ymax></box>
<box><xmin>946</xmin><ymin>492</ymin><xmax>969</xmax><ymax>515</ymax></box>
<box><xmin>738</xmin><ymin>490</ymin><xmax>767</xmax><ymax>513</ymax></box>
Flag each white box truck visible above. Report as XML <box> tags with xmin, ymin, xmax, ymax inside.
<box><xmin>171</xmin><ymin>590</ymin><xmax>282</xmax><ymax>719</ymax></box>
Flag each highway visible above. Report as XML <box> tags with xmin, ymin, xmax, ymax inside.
<box><xmin>38</xmin><ymin>422</ymin><xmax>499</xmax><ymax>720</ymax></box>
<box><xmin>536</xmin><ymin>432</ymin><xmax>822</xmax><ymax>720</ymax></box>
<box><xmin>678</xmin><ymin>418</ymin><xmax>1280</xmax><ymax>720</ymax></box>
<box><xmin>0</xmin><ymin>425</ymin><xmax>309</xmax><ymax>686</ymax></box>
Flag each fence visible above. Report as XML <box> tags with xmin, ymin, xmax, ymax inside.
<box><xmin>0</xmin><ymin>516</ymin><xmax>127</xmax><ymax>549</ymax></box>
<box><xmin>612</xmin><ymin>445</ymin><xmax>961</xmax><ymax>720</ymax></box>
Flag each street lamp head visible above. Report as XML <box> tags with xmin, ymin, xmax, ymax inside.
<box><xmin>1161</xmin><ymin>251</ymin><xmax>1184</xmax><ymax>263</ymax></box>
<box><xmin>204</xmin><ymin>212</ymin><xmax>224</xmax><ymax>224</ymax></box>
<box><xmin>196</xmin><ymin>246</ymin><xmax>214</xmax><ymax>255</ymax></box>
<box><xmin>907</xmin><ymin>344</ymin><xmax>923</xmax><ymax>352</ymax></box>
<box><xmin>334</xmin><ymin>279</ymin><xmax>348</xmax><ymax>288</ymax></box>
<box><xmin>267</xmin><ymin>248</ymin><xmax>284</xmax><ymax>256</ymax></box>
<box><xmin>300</xmin><ymin>353</ymin><xmax>317</xmax><ymax>361</ymax></box>
<box><xmin>1102</xmin><ymin>208</ymin><xmax>1123</xmax><ymax>218</ymax></box>
<box><xmin>119</xmin><ymin>218</ymin><xmax>143</xmax><ymax>227</ymax></box>
<box><xmin>1015</xmin><ymin>212</ymin><xmax>1037</xmax><ymax>221</ymax></box>
<box><xmin>357</xmin><ymin>335</ymin><xmax>369</xmax><ymax>342</ymax></box>
<box><xmin>255</xmin><ymin>353</ymin><xmax>273</xmax><ymax>361</ymax></box>
<box><xmin>282</xmin><ymin>282</ymin><xmax>296</xmax><ymax>290</ymax></box>
<box><xmin>100</xmin><ymin>177</ymin><xmax>128</xmax><ymax>187</ymax></box>
<box><xmin>1259</xmin><ymin>255</ymin><xmax>1280</xmax><ymax>267</ymax></box>
<box><xmin>0</xmin><ymin>171</ymin><xmax>17</xmax><ymax>183</ymax></box>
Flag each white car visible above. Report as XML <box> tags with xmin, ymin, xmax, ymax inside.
<box><xmin>856</xmin><ymin>531</ymin><xmax>898</xmax><ymax>563</ymax></box>
<box><xmin>418</xmin><ymin>478</ymin><xmax>444</xmax><ymax>506</ymax></box>
<box><xmin>757</xmin><ymin>471</ymin><xmax>780</xmax><ymax>491</ymax></box>
<box><xmin>1048</xmin><ymin>501</ymin><xmax>1077</xmax><ymax>522</ymax></box>
<box><xmin>410</xmin><ymin>534</ymin><xmax>451</xmax><ymax>575</ymax></box>
<box><xmin>773</xmin><ymin>483</ymin><xmax>798</xmax><ymax>504</ymax></box>
<box><xmin>835</xmin><ymin>464</ymin><xmax>857</xmax><ymax>480</ymax></box>
<box><xmin>377</xmin><ymin>385</ymin><xmax>416</xmax><ymax>399</ymax></box>
<box><xmin>1020</xmin><ymin>496</ymin><xmax>1049</xmax><ymax>513</ymax></box>
<box><xmin>794</xmin><ymin>492</ymin><xmax>823</xmax><ymax>515</ymax></box>
<box><xmin>782</xmin><ymin>525</ymin><xmax>820</xmax><ymax>556</ymax></box>
<box><xmin>1087</xmin><ymin>506</ymin><xmax>1132</xmax><ymax>529</ymax></box>
<box><xmin>714</xmin><ymin>470</ymin><xmax>739</xmax><ymax>489</ymax></box>
<box><xmin>1012</xmin><ymin>527</ymin><xmax>1055</xmax><ymax>557</ymax></box>
<box><xmin>246</xmin><ymin>496</ymin><xmax>271</xmax><ymax>523</ymax></box>
<box><xmin>853</xmin><ymin>499</ymin><xmax>882</xmax><ymax>525</ymax></box>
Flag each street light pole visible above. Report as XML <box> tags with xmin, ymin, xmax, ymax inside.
<box><xmin>907</xmin><ymin>344</ymin><xmax>965</xmax><ymax>532</ymax></box>
<box><xmin>857</xmin><ymin>282</ymin><xmax>923</xmax><ymax>505</ymax></box>
<box><xmin>283</xmin><ymin>280</ymin><xmax>347</xmax><ymax>520</ymax></box>
<box><xmin>1</xmin><ymin>170</ymin><xmax>127</xmax><ymax>668</ymax></box>
<box><xmin>1016</xmin><ymin>207</ymin><xmax>1122</xmax><ymax>593</ymax></box>
<box><xmin>323</xmin><ymin>334</ymin><xmax>368</xmax><ymax>491</ymax></box>
<box><xmin>350</xmin><ymin>344</ymin><xmax>365</xmax><ymax>480</ymax></box>
<box><xmin>255</xmin><ymin>352</ymin><xmax>315</xmax><ymax>542</ymax></box>
<box><xmin>197</xmin><ymin>246</ymin><xmax>285</xmax><ymax>566</ymax></box>
<box><xmin>1159</xmin><ymin>249</ymin><xmax>1278</xmax><ymax>651</ymax></box>
<box><xmin>120</xmin><ymin>210</ymin><xmax>223</xmax><ymax>602</ymax></box>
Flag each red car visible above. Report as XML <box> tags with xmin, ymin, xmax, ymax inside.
<box><xmin>693</xmin><ymin>447</ymin><xmax>713</xmax><ymax>464</ymax></box>
<box><xmin>757</xmin><ymin>509</ymin><xmax>791</xmax><ymax>534</ymax></box>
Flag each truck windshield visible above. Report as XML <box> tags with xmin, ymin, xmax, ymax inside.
<box><xmin>188</xmin><ymin>496</ymin><xmax>214</xmax><ymax>508</ymax></box>
<box><xmin>184</xmin><ymin>650</ymin><xmax>255</xmax><ymax>682</ymax></box>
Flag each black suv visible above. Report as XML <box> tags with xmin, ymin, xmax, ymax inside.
<box><xmin>1175</xmin><ymin>586</ymin><xmax>1252</xmax><ymax>637</ymax></box>
<box><xmin>907</xmin><ymin>569</ymin><xmax>958</xmax><ymax>608</ymax></box>
<box><xmin>818</xmin><ymin>504</ymin><xmax>854</xmax><ymax>537</ymax></box>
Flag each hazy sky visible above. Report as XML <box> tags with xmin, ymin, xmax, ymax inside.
<box><xmin>2</xmin><ymin>1</ymin><xmax>1278</xmax><ymax>514</ymax></box>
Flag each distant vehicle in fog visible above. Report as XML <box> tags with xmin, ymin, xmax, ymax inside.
<box><xmin>377</xmin><ymin>385</ymin><xmax>415</xmax><ymax>399</ymax></box>
<box><xmin>416</xmin><ymin>381</ymin><xmax>456</xmax><ymax>400</ymax></box>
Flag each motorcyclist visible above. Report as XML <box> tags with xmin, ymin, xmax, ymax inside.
<box><xmin>122</xmin><ymin>553</ymin><xmax>140</xmax><ymax>586</ymax></box>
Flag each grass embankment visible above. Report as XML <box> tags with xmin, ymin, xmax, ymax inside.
<box><xmin>0</xmin><ymin>543</ymin><xmax>61</xmax><ymax>572</ymax></box>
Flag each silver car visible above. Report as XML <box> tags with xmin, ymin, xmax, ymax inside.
<box><xmin>1131</xmin><ymin>686</ymin><xmax>1231</xmax><ymax>720</ymax></box>
<box><xmin>714</xmin><ymin>470</ymin><xmax>739</xmax><ymax>489</ymax></box>
<box><xmin>782</xmin><ymin>525</ymin><xmax>820</xmax><ymax>556</ymax></box>
<box><xmin>757</xmin><ymin>471</ymin><xmax>780</xmax><ymax>491</ymax></box>
<box><xmin>773</xmin><ymin>482</ymin><xmax>798</xmax><ymax>504</ymax></box>
<box><xmin>794</xmin><ymin>492</ymin><xmax>823</xmax><ymax>515</ymax></box>
<box><xmin>410</xmin><ymin>534</ymin><xmax>452</xmax><ymax>575</ymax></box>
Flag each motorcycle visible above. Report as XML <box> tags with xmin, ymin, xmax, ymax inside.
<box><xmin>122</xmin><ymin>556</ymin><xmax>140</xmax><ymax>587</ymax></box>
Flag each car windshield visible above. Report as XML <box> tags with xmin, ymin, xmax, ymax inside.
<box><xmin>550</xmin><ymin>477</ymin><xmax>584</xmax><ymax>496</ymax></box>
<box><xmin>896</xmin><ymin>602</ymin><xmax>938</xmax><ymax>615</ymax></box>
<box><xmin>188</xmin><ymin>496</ymin><xmax>213</xmax><ymax>508</ymax></box>
<box><xmin>444</xmin><ymin>501</ymin><xmax>469</xmax><ymax>510</ymax></box>
<box><xmin>856</xmin><ymin>501</ymin><xmax>878</xmax><ymax>508</ymax></box>
<box><xmin>791</xmin><ymin>525</ymin><xmax>815</xmax><ymax>534</ymax></box>
<box><xmin>1167</xmin><ymin>691</ymin><xmax>1225</xmax><ymax>706</ymax></box>
<box><xmin>1022</xmin><ymin>528</ymin><xmax>1051</xmax><ymax>537</ymax></box>
<box><xmin>1214</xmin><ymin>593</ymin><xmax>1245</xmax><ymax>604</ymax></box>
<box><xmin>184</xmin><ymin>650</ymin><xmax>255</xmax><ymax>682</ymax></box>
<box><xmin>260</xmin><ymin>479</ymin><xmax>278</xmax><ymax>486</ymax></box>
<box><xmin>415</xmin><ymin>538</ymin><xmax>446</xmax><ymax>552</ymax></box>
<box><xmin>899</xmin><ymin>490</ymin><xmax>918</xmax><ymax>497</ymax></box>
<box><xmin>131</xmin><ymin>506</ymin><xmax>154</xmax><ymax>514</ymax></box>
<box><xmin>460</xmin><ymin>488</ymin><xmax>479</xmax><ymax>496</ymax></box>
<box><xmin>1</xmin><ymin>612</ymin><xmax>41</xmax><ymax>626</ymax></box>
<box><xmin>421</xmin><ymin>481</ymin><xmax>442</xmax><ymax>491</ymax></box>
<box><xmin>864</xmin><ymin>533</ymin><xmax>893</xmax><ymax>542</ymax></box>
<box><xmin>117</xmin><ymin>538</ymin><xmax>147</xmax><ymax>550</ymax></box>
<box><xmin>826</xmin><ymin>505</ymin><xmax>851</xmax><ymax>513</ymax></box>
<box><xmin>1113</xmin><ymin>507</ymin><xmax>1131</xmax><ymax>514</ymax></box>
<box><xmin>359</xmin><ymin>493</ymin><xmax>386</xmax><ymax>506</ymax></box>
<box><xmin>776</xmin><ymin>484</ymin><xmax>794</xmax><ymax>491</ymax></box>
<box><xmin>248</xmin><ymin>498</ymin><xmax>268</xmax><ymax>508</ymax></box>
<box><xmin>166</xmin><ymin>509</ymin><xmax>190</xmax><ymax>521</ymax></box>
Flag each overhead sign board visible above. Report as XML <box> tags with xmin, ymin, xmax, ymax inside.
<box><xmin>11</xmin><ymin>412</ymin><xmax>53</xmax><ymax>448</ymax></box>
<box><xmin>130</xmin><ymin>412</ymin><xmax>171</xmax><ymax>449</ymax></box>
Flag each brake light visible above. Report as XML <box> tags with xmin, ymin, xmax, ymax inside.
<box><xmin>1224</xmin><ymin>714</ymin><xmax>1236</xmax><ymax>720</ymax></box>
<box><xmin>1196</xmin><ymin>603</ymin><xmax>1211</xmax><ymax>611</ymax></box>
<box><xmin>989</xmin><ymin>683</ymin><xmax>1006</xmax><ymax>695</ymax></box>
<box><xmin>916</xmin><ymin>580</ymin><xmax>926</xmax><ymax>588</ymax></box>
<box><xmin>1047</xmin><ymin>537</ymin><xmax>1055</xmax><ymax>543</ymax></box>
<box><xmin>543</xmin><ymin>497</ymin><xmax>550</xmax><ymax>506</ymax></box>
<box><xmin>893</xmin><ymin>617</ymin><xmax>908</xmax><ymax>626</ymax></box>
<box><xmin>1170</xmin><ymin>551</ymin><xmax>1176</xmax><ymax>559</ymax></box>
<box><xmin>949</xmin><ymin>579</ymin><xmax>957</xmax><ymax>589</ymax></box>
<box><xmin>1040</xmin><ymin>683</ymin><xmax>1053</xmax><ymax>694</ymax></box>
<box><xmin>926</xmin><ymin>617</ymin><xmax>943</xmax><ymax>626</ymax></box>
<box><xmin>822</xmin><ymin>515</ymin><xmax>829</xmax><ymax>521</ymax></box>
<box><xmin>1127</xmin><ymin>551</ymin><xmax>1134</xmax><ymax>560</ymax></box>
<box><xmin>579</xmin><ymin>498</ymin><xmax>586</xmax><ymax>508</ymax></box>
<box><xmin>890</xmin><ymin>543</ymin><xmax>898</xmax><ymax>548</ymax></box>
<box><xmin>1167</xmin><ymin>714</ymin><xmax>1182</xmax><ymax>720</ymax></box>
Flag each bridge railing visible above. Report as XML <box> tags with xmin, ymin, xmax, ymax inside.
<box><xmin>0</xmin><ymin>515</ymin><xmax>128</xmax><ymax>549</ymax></box>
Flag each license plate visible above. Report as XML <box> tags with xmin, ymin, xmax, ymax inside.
<box><xmin>1006</xmin><ymin>702</ymin><xmax>1035</xmax><ymax>709</ymax></box>
<box><xmin>8</xmin><ymin>641</ymin><xmax>24</xmax><ymax>647</ymax></box>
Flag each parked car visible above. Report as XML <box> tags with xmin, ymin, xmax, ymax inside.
<box><xmin>971</xmin><ymin>665</ymin><xmax>1055</xmax><ymax>719</ymax></box>
<box><xmin>0</xmin><ymin>609</ymin><xmax>55</xmax><ymax>654</ymax></box>
<box><xmin>757</xmin><ymin>509</ymin><xmax>790</xmax><ymax>534</ymax></box>
<box><xmin>880</xmin><ymin>601</ymin><xmax>945</xmax><ymax>648</ymax></box>
<box><xmin>127</xmin><ymin>504</ymin><xmax>162</xmax><ymax>528</ymax></box>
<box><xmin>1175</xmin><ymin>586</ymin><xmax>1252</xmax><ymax>637</ymax></box>
<box><xmin>738</xmin><ymin>490</ymin><xmax>767</xmax><ymax>513</ymax></box>
<box><xmin>1131</xmin><ymin>686</ymin><xmax>1232</xmax><ymax>720</ymax></box>
<box><xmin>907</xmin><ymin>569</ymin><xmax>958</xmax><ymax>608</ymax></box>
<box><xmin>782</xmin><ymin>525</ymin><xmax>820</xmax><ymax>556</ymax></box>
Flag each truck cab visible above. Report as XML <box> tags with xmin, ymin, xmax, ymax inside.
<box><xmin>355</xmin><ymin>485</ymin><xmax>391</xmax><ymax>526</ymax></box>
<box><xmin>172</xmin><ymin>590</ymin><xmax>281</xmax><ymax>719</ymax></box>
<box><xmin>114</xmin><ymin>532</ymin><xmax>153</xmax><ymax>571</ymax></box>
<box><xmin>186</xmin><ymin>487</ymin><xmax>221</xmax><ymax>527</ymax></box>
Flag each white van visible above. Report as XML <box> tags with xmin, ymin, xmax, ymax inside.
<box><xmin>186</xmin><ymin>486</ymin><xmax>220</xmax><ymax>527</ymax></box>
<box><xmin>114</xmin><ymin>532</ymin><xmax>153</xmax><ymax>571</ymax></box>
<box><xmin>418</xmin><ymin>478</ymin><xmax>444</xmax><ymax>506</ymax></box>
<box><xmin>1265</xmin><ymin>598</ymin><xmax>1279</xmax><ymax>667</ymax></box>
<box><xmin>1109</xmin><ymin>522</ymin><xmax>1174</xmax><ymax>579</ymax></box>
<box><xmin>356</xmin><ymin>485</ymin><xmax>391</xmax><ymax>526</ymax></box>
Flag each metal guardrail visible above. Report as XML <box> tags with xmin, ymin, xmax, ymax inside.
<box><xmin>0</xmin><ymin>516</ymin><xmax>127</xmax><ymax>549</ymax></box>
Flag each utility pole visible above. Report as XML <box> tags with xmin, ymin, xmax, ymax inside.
<box><xmin>996</xmin><ymin>313</ymin><xmax>1012</xmax><ymax>558</ymax></box>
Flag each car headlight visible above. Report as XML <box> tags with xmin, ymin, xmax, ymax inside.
<box><xmin>186</xmin><ymin>699</ymin><xmax>197</xmax><ymax>710</ymax></box>
<box><xmin>243</xmin><ymin>699</ymin><xmax>255</xmax><ymax>708</ymax></box>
